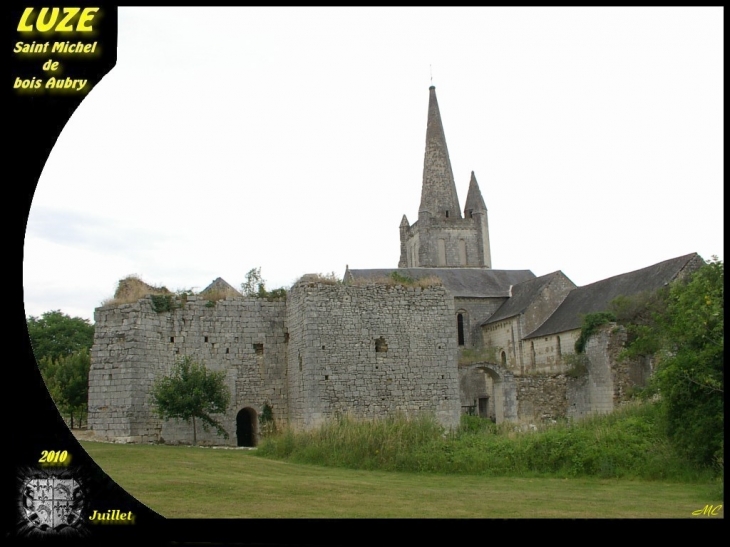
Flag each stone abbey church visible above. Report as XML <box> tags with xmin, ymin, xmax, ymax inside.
<box><xmin>88</xmin><ymin>86</ymin><xmax>703</xmax><ymax>446</ymax></box>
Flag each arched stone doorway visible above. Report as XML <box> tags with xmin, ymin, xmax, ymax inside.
<box><xmin>462</xmin><ymin>363</ymin><xmax>517</xmax><ymax>424</ymax></box>
<box><xmin>236</xmin><ymin>407</ymin><xmax>258</xmax><ymax>447</ymax></box>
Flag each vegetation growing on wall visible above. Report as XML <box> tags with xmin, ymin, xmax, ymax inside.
<box><xmin>458</xmin><ymin>347</ymin><xmax>498</xmax><ymax>365</ymax></box>
<box><xmin>296</xmin><ymin>272</ymin><xmax>342</xmax><ymax>285</ymax></box>
<box><xmin>574</xmin><ymin>311</ymin><xmax>616</xmax><ymax>353</ymax></box>
<box><xmin>609</xmin><ymin>289</ymin><xmax>669</xmax><ymax>357</ymax></box>
<box><xmin>101</xmin><ymin>274</ymin><xmax>172</xmax><ymax>306</ymax></box>
<box><xmin>150</xmin><ymin>294</ymin><xmax>177</xmax><ymax>313</ymax></box>
<box><xmin>259</xmin><ymin>402</ymin><xmax>277</xmax><ymax>437</ymax></box>
<box><xmin>348</xmin><ymin>273</ymin><xmax>442</xmax><ymax>288</ymax></box>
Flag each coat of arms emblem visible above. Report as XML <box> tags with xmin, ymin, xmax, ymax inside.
<box><xmin>21</xmin><ymin>475</ymin><xmax>85</xmax><ymax>532</ymax></box>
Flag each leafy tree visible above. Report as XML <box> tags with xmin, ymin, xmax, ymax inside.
<box><xmin>619</xmin><ymin>257</ymin><xmax>723</xmax><ymax>466</ymax></box>
<box><xmin>241</xmin><ymin>267</ymin><xmax>287</xmax><ymax>299</ymax></box>
<box><xmin>241</xmin><ymin>267</ymin><xmax>265</xmax><ymax>296</ymax></box>
<box><xmin>40</xmin><ymin>349</ymin><xmax>91</xmax><ymax>428</ymax></box>
<box><xmin>151</xmin><ymin>356</ymin><xmax>231</xmax><ymax>445</ymax></box>
<box><xmin>27</xmin><ymin>310</ymin><xmax>95</xmax><ymax>367</ymax></box>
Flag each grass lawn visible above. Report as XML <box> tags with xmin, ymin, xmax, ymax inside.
<box><xmin>80</xmin><ymin>441</ymin><xmax>722</xmax><ymax>518</ymax></box>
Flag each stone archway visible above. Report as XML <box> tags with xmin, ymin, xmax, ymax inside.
<box><xmin>461</xmin><ymin>363</ymin><xmax>517</xmax><ymax>424</ymax></box>
<box><xmin>236</xmin><ymin>407</ymin><xmax>258</xmax><ymax>447</ymax></box>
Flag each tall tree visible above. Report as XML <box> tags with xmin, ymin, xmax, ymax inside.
<box><xmin>26</xmin><ymin>310</ymin><xmax>95</xmax><ymax>367</ymax></box>
<box><xmin>40</xmin><ymin>349</ymin><xmax>91</xmax><ymax>428</ymax></box>
<box><xmin>151</xmin><ymin>356</ymin><xmax>231</xmax><ymax>445</ymax></box>
<box><xmin>618</xmin><ymin>257</ymin><xmax>723</xmax><ymax>466</ymax></box>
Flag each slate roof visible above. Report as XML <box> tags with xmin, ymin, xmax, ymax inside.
<box><xmin>345</xmin><ymin>268</ymin><xmax>535</xmax><ymax>298</ymax></box>
<box><xmin>482</xmin><ymin>271</ymin><xmax>571</xmax><ymax>325</ymax></box>
<box><xmin>525</xmin><ymin>253</ymin><xmax>701</xmax><ymax>339</ymax></box>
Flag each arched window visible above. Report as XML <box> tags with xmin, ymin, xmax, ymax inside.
<box><xmin>457</xmin><ymin>314</ymin><xmax>465</xmax><ymax>346</ymax></box>
<box><xmin>501</xmin><ymin>351</ymin><xmax>507</xmax><ymax>367</ymax></box>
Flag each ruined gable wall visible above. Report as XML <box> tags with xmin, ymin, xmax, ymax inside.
<box><xmin>513</xmin><ymin>326</ymin><xmax>652</xmax><ymax>422</ymax></box>
<box><xmin>89</xmin><ymin>295</ymin><xmax>287</xmax><ymax>445</ymax></box>
<box><xmin>566</xmin><ymin>323</ymin><xmax>649</xmax><ymax>420</ymax></box>
<box><xmin>286</xmin><ymin>282</ymin><xmax>461</xmax><ymax>431</ymax></box>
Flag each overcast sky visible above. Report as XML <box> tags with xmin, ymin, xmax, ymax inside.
<box><xmin>23</xmin><ymin>7</ymin><xmax>723</xmax><ymax>323</ymax></box>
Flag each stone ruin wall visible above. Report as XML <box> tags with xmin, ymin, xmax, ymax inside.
<box><xmin>515</xmin><ymin>374</ymin><xmax>570</xmax><ymax>422</ymax></box>
<box><xmin>88</xmin><ymin>283</ymin><xmax>650</xmax><ymax>442</ymax></box>
<box><xmin>286</xmin><ymin>281</ymin><xmax>462</xmax><ymax>431</ymax></box>
<box><xmin>518</xmin><ymin>325</ymin><xmax>650</xmax><ymax>423</ymax></box>
<box><xmin>462</xmin><ymin>325</ymin><xmax>650</xmax><ymax>424</ymax></box>
<box><xmin>89</xmin><ymin>295</ymin><xmax>287</xmax><ymax>445</ymax></box>
<box><xmin>89</xmin><ymin>281</ymin><xmax>463</xmax><ymax>444</ymax></box>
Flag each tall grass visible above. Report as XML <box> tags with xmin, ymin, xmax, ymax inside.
<box><xmin>255</xmin><ymin>402</ymin><xmax>718</xmax><ymax>482</ymax></box>
<box><xmin>257</xmin><ymin>412</ymin><xmax>444</xmax><ymax>471</ymax></box>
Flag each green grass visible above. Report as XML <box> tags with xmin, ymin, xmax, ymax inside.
<box><xmin>255</xmin><ymin>403</ymin><xmax>720</xmax><ymax>482</ymax></box>
<box><xmin>79</xmin><ymin>401</ymin><xmax>722</xmax><ymax>518</ymax></box>
<box><xmin>80</xmin><ymin>442</ymin><xmax>722</xmax><ymax>518</ymax></box>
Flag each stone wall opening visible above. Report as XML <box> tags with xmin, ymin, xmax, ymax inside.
<box><xmin>236</xmin><ymin>407</ymin><xmax>258</xmax><ymax>447</ymax></box>
<box><xmin>462</xmin><ymin>363</ymin><xmax>517</xmax><ymax>424</ymax></box>
<box><xmin>478</xmin><ymin>396</ymin><xmax>489</xmax><ymax>418</ymax></box>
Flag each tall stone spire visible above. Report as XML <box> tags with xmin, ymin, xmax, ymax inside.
<box><xmin>418</xmin><ymin>86</ymin><xmax>462</xmax><ymax>220</ymax></box>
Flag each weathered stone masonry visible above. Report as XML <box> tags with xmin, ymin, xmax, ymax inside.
<box><xmin>89</xmin><ymin>281</ymin><xmax>462</xmax><ymax>445</ymax></box>
<box><xmin>287</xmin><ymin>281</ymin><xmax>460</xmax><ymax>430</ymax></box>
<box><xmin>89</xmin><ymin>294</ymin><xmax>288</xmax><ymax>445</ymax></box>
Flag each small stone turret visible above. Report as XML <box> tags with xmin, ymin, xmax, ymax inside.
<box><xmin>398</xmin><ymin>215</ymin><xmax>410</xmax><ymax>268</ymax></box>
<box><xmin>464</xmin><ymin>171</ymin><xmax>492</xmax><ymax>268</ymax></box>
